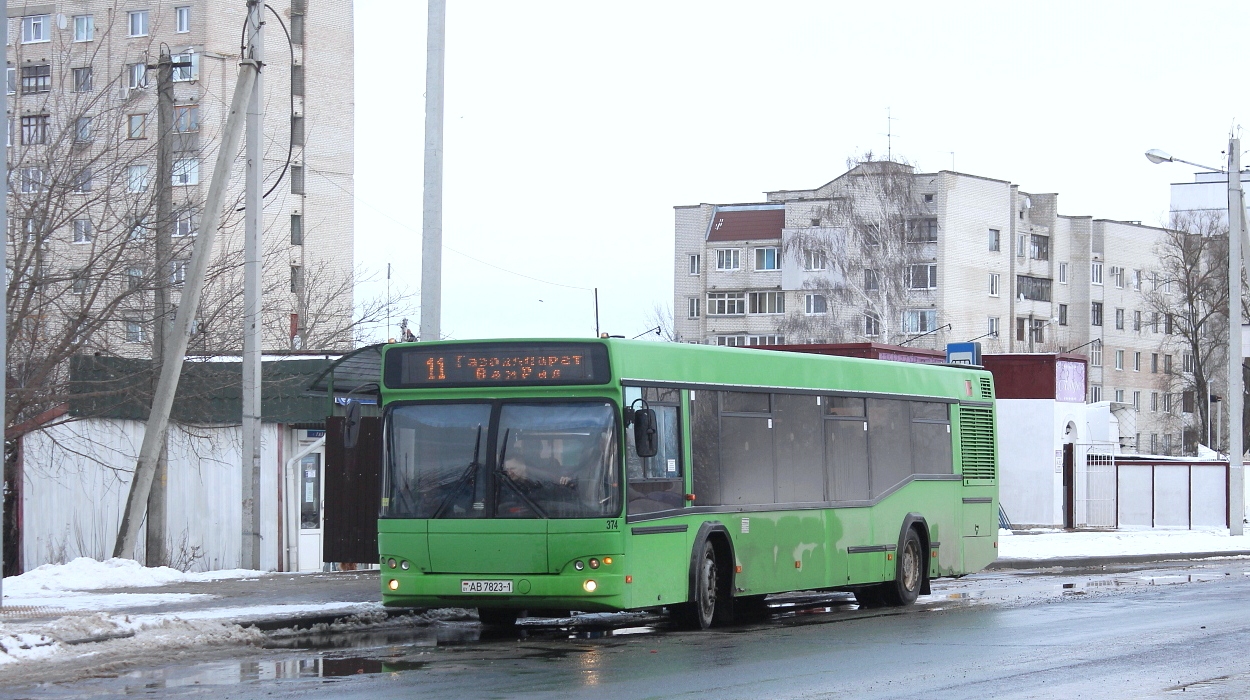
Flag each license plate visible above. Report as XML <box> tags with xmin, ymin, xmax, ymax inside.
<box><xmin>461</xmin><ymin>580</ymin><xmax>513</xmax><ymax>594</ymax></box>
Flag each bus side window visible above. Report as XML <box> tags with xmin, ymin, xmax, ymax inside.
<box><xmin>626</xmin><ymin>390</ymin><xmax>683</xmax><ymax>515</ymax></box>
<box><xmin>867</xmin><ymin>399</ymin><xmax>913</xmax><ymax>497</ymax></box>
<box><xmin>911</xmin><ymin>402</ymin><xmax>953</xmax><ymax>475</ymax></box>
<box><xmin>690</xmin><ymin>389</ymin><xmax>723</xmax><ymax>506</ymax></box>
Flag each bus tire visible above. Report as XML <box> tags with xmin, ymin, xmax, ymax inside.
<box><xmin>477</xmin><ymin>608</ymin><xmax>520</xmax><ymax>626</ymax></box>
<box><xmin>675</xmin><ymin>540</ymin><xmax>721</xmax><ymax>629</ymax></box>
<box><xmin>883</xmin><ymin>527</ymin><xmax>924</xmax><ymax>607</ymax></box>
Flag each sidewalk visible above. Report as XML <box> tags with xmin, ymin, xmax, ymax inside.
<box><xmin>3</xmin><ymin>529</ymin><xmax>1250</xmax><ymax>672</ymax></box>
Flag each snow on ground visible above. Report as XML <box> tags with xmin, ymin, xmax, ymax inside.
<box><xmin>4</xmin><ymin>591</ymin><xmax>211</xmax><ymax>612</ymax></box>
<box><xmin>998</xmin><ymin>528</ymin><xmax>1250</xmax><ymax>560</ymax></box>
<box><xmin>3</xmin><ymin>557</ymin><xmax>259</xmax><ymax>598</ymax></box>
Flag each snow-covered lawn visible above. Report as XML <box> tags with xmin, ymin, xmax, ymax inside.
<box><xmin>4</xmin><ymin>557</ymin><xmax>259</xmax><ymax>597</ymax></box>
<box><xmin>998</xmin><ymin>528</ymin><xmax>1250</xmax><ymax>560</ymax></box>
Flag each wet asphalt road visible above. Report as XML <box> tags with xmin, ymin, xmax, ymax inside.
<box><xmin>17</xmin><ymin>559</ymin><xmax>1250</xmax><ymax>699</ymax></box>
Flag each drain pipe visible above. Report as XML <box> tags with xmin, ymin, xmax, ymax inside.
<box><xmin>284</xmin><ymin>436</ymin><xmax>325</xmax><ymax>572</ymax></box>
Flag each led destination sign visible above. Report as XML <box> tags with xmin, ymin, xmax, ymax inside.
<box><xmin>385</xmin><ymin>343</ymin><xmax>610</xmax><ymax>389</ymax></box>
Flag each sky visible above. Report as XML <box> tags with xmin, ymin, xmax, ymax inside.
<box><xmin>352</xmin><ymin>1</ymin><xmax>1250</xmax><ymax>343</ymax></box>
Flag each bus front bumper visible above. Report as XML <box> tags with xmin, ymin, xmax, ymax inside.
<box><xmin>380</xmin><ymin>571</ymin><xmax>627</xmax><ymax>612</ymax></box>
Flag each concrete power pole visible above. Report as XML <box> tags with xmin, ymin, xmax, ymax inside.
<box><xmin>1229</xmin><ymin>137</ymin><xmax>1245</xmax><ymax>536</ymax></box>
<box><xmin>147</xmin><ymin>51</ymin><xmax>177</xmax><ymax>567</ymax></box>
<box><xmin>1</xmin><ymin>0</ymin><xmax>8</xmax><ymax>597</ymax></box>
<box><xmin>419</xmin><ymin>0</ymin><xmax>445</xmax><ymax>341</ymax></box>
<box><xmin>241</xmin><ymin>0</ymin><xmax>264</xmax><ymax>569</ymax></box>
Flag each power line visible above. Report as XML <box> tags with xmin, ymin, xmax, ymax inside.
<box><xmin>307</xmin><ymin>167</ymin><xmax>592</xmax><ymax>291</ymax></box>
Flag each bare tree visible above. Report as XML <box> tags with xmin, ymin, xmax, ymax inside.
<box><xmin>780</xmin><ymin>153</ymin><xmax>943</xmax><ymax>347</ymax></box>
<box><xmin>1140</xmin><ymin>211</ymin><xmax>1230</xmax><ymax>453</ymax></box>
<box><xmin>642</xmin><ymin>302</ymin><xmax>677</xmax><ymax>342</ymax></box>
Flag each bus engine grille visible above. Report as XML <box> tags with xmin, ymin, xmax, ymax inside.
<box><xmin>959</xmin><ymin>405</ymin><xmax>997</xmax><ymax>481</ymax></box>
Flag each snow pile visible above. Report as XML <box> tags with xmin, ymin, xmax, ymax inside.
<box><xmin>999</xmin><ymin>528</ymin><xmax>1250</xmax><ymax>561</ymax></box>
<box><xmin>4</xmin><ymin>557</ymin><xmax>259</xmax><ymax>597</ymax></box>
<box><xmin>0</xmin><ymin>633</ymin><xmax>58</xmax><ymax>665</ymax></box>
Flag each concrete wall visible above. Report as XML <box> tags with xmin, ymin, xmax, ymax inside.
<box><xmin>997</xmin><ymin>398</ymin><xmax>1060</xmax><ymax>527</ymax></box>
<box><xmin>21</xmin><ymin>419</ymin><xmax>286</xmax><ymax>572</ymax></box>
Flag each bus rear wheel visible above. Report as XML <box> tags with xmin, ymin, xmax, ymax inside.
<box><xmin>674</xmin><ymin>540</ymin><xmax>721</xmax><ymax>629</ymax></box>
<box><xmin>882</xmin><ymin>527</ymin><xmax>924</xmax><ymax>607</ymax></box>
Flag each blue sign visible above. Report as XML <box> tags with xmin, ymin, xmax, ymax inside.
<box><xmin>334</xmin><ymin>396</ymin><xmax>377</xmax><ymax>406</ymax></box>
<box><xmin>946</xmin><ymin>342</ymin><xmax>982</xmax><ymax>366</ymax></box>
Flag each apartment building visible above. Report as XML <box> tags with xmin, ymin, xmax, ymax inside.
<box><xmin>675</xmin><ymin>162</ymin><xmax>1206</xmax><ymax>454</ymax></box>
<box><xmin>5</xmin><ymin>0</ymin><xmax>353</xmax><ymax>356</ymax></box>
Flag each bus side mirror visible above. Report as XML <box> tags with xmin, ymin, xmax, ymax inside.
<box><xmin>633</xmin><ymin>408</ymin><xmax>658</xmax><ymax>458</ymax></box>
<box><xmin>343</xmin><ymin>399</ymin><xmax>361</xmax><ymax>450</ymax></box>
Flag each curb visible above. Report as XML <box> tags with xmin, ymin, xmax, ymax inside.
<box><xmin>987</xmin><ymin>550</ymin><xmax>1250</xmax><ymax>571</ymax></box>
<box><xmin>240</xmin><ymin>606</ymin><xmax>426</xmax><ymax>633</ymax></box>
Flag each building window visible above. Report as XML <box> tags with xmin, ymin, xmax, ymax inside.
<box><xmin>1163</xmin><ymin>393</ymin><xmax>1173</xmax><ymax>413</ymax></box>
<box><xmin>126</xmin><ymin>320</ymin><xmax>146</xmax><ymax>343</ymax></box>
<box><xmin>6</xmin><ymin>67</ymin><xmax>14</xmax><ymax>95</ymax></box>
<box><xmin>291</xmin><ymin>165</ymin><xmax>306</xmax><ymax>194</ymax></box>
<box><xmin>172</xmin><ymin>158</ymin><xmax>199</xmax><ymax>186</ymax></box>
<box><xmin>1150</xmin><ymin>433</ymin><xmax>1158</xmax><ymax>451</ymax></box>
<box><xmin>71</xmin><ymin>270</ymin><xmax>88</xmax><ymax>295</ymax></box>
<box><xmin>1017</xmin><ymin>275</ymin><xmax>1052</xmax><ymax>302</ymax></box>
<box><xmin>1115</xmin><ymin>388</ymin><xmax>1125</xmax><ymax>403</ymax></box>
<box><xmin>1133</xmin><ymin>391</ymin><xmax>1141</xmax><ymax>410</ymax></box>
<box><xmin>21</xmin><ymin>15</ymin><xmax>50</xmax><ymax>43</ymax></box>
<box><xmin>707</xmin><ymin>292</ymin><xmax>745</xmax><ymax>316</ymax></box>
<box><xmin>1090</xmin><ymin>385</ymin><xmax>1103</xmax><ymax>403</ymax></box>
<box><xmin>20</xmin><ymin>115</ymin><xmax>48</xmax><ymax>145</ymax></box>
<box><xmin>805</xmin><ymin>294</ymin><xmax>827</xmax><ymax>315</ymax></box>
<box><xmin>127</xmin><ymin>267</ymin><xmax>144</xmax><ymax>291</ymax></box>
<box><xmin>748</xmin><ymin>291</ymin><xmax>785</xmax><ymax>314</ymax></box>
<box><xmin>1029</xmin><ymin>234</ymin><xmax>1049</xmax><ymax>260</ymax></box>
<box><xmin>291</xmin><ymin>214</ymin><xmax>303</xmax><ymax>245</ymax></box>
<box><xmin>987</xmin><ymin>317</ymin><xmax>999</xmax><ymax>337</ymax></box>
<box><xmin>72</xmin><ymin>219</ymin><xmax>92</xmax><ymax>243</ymax></box>
<box><xmin>1111</xmin><ymin>266</ymin><xmax>1124</xmax><ymax>288</ymax></box>
<box><xmin>1183</xmin><ymin>391</ymin><xmax>1195</xmax><ymax>414</ymax></box>
<box><xmin>688</xmin><ymin>298</ymin><xmax>699</xmax><ymax>318</ymax></box>
<box><xmin>988</xmin><ymin>273</ymin><xmax>1000</xmax><ymax>297</ymax></box>
<box><xmin>72</xmin><ymin>168</ymin><xmax>93</xmax><ymax>193</ymax></box>
<box><xmin>1150</xmin><ymin>312</ymin><xmax>1160</xmax><ymax>333</ymax></box>
<box><xmin>746</xmin><ymin>335</ymin><xmax>784</xmax><ymax>346</ymax></box>
<box><xmin>1030</xmin><ymin>319</ymin><xmax>1046</xmax><ymax>344</ymax></box>
<box><xmin>1164</xmin><ymin>355</ymin><xmax>1173</xmax><ymax>373</ymax></box>
<box><xmin>1017</xmin><ymin>234</ymin><xmax>1026</xmax><ymax>258</ymax></box>
<box><xmin>865</xmin><ymin>312</ymin><xmax>881</xmax><ymax>337</ymax></box>
<box><xmin>715</xmin><ymin>335</ymin><xmax>746</xmax><ymax>347</ymax></box>
<box><xmin>715</xmin><ymin>249</ymin><xmax>740</xmax><ymax>271</ymax></box>
<box><xmin>169</xmin><ymin>260</ymin><xmax>188</xmax><ymax>286</ymax></box>
<box><xmin>128</xmin><ymin>63</ymin><xmax>148</xmax><ymax>90</ymax></box>
<box><xmin>1091</xmin><ymin>302</ymin><xmax>1103</xmax><ymax>326</ymax></box>
<box><xmin>73</xmin><ymin>14</ymin><xmax>94</xmax><ymax>42</ymax></box>
<box><xmin>290</xmin><ymin>265</ymin><xmax>303</xmax><ymax>293</ymax></box>
<box><xmin>73</xmin><ymin>67</ymin><xmax>93</xmax><ymax>93</ymax></box>
<box><xmin>863</xmin><ymin>269</ymin><xmax>879</xmax><ymax>292</ymax></box>
<box><xmin>175</xmin><ymin>6</ymin><xmax>191</xmax><ymax>33</ymax></box>
<box><xmin>173</xmin><ymin>212</ymin><xmax>195</xmax><ymax>237</ymax></box>
<box><xmin>988</xmin><ymin>228</ymin><xmax>1000</xmax><ymax>252</ymax></box>
<box><xmin>1133</xmin><ymin>310</ymin><xmax>1141</xmax><ymax>331</ymax></box>
<box><xmin>1183</xmin><ymin>353</ymin><xmax>1194</xmax><ymax>373</ymax></box>
<box><xmin>1016</xmin><ymin>317</ymin><xmax>1026</xmax><ymax>342</ymax></box>
<box><xmin>1164</xmin><ymin>314</ymin><xmax>1174</xmax><ymax>334</ymax></box>
<box><xmin>19</xmin><ymin>167</ymin><xmax>46</xmax><ymax>193</ymax></box>
<box><xmin>1132</xmin><ymin>269</ymin><xmax>1143</xmax><ymax>291</ymax></box>
<box><xmin>21</xmin><ymin>64</ymin><xmax>51</xmax><ymax>94</ymax></box>
<box><xmin>1115</xmin><ymin>308</ymin><xmax>1124</xmax><ymax>330</ymax></box>
<box><xmin>172</xmin><ymin>52</ymin><xmax>196</xmax><ymax>82</ymax></box>
<box><xmin>1151</xmin><ymin>353</ymin><xmax>1158</xmax><ymax>373</ymax></box>
<box><xmin>1090</xmin><ymin>340</ymin><xmax>1102</xmax><ymax>367</ymax></box>
<box><xmin>803</xmin><ymin>250</ymin><xmax>826</xmax><ymax>271</ymax></box>
<box><xmin>1133</xmin><ymin>351</ymin><xmax>1141</xmax><ymax>371</ymax></box>
<box><xmin>903</xmin><ymin>309</ymin><xmax>938</xmax><ymax>334</ymax></box>
<box><xmin>128</xmin><ymin>10</ymin><xmax>149</xmax><ymax>37</ymax></box>
<box><xmin>127</xmin><ymin>114</ymin><xmax>146</xmax><ymax>139</ymax></box>
<box><xmin>1115</xmin><ymin>349</ymin><xmax>1124</xmax><ymax>370</ymax></box>
<box><xmin>907</xmin><ymin>264</ymin><xmax>937</xmax><ymax>290</ymax></box>
<box><xmin>1058</xmin><ymin>303</ymin><xmax>1068</xmax><ymax>326</ymax></box>
<box><xmin>1162</xmin><ymin>434</ymin><xmax>1172</xmax><ymax>454</ymax></box>
<box><xmin>1059</xmin><ymin>261</ymin><xmax>1068</xmax><ymax>283</ymax></box>
<box><xmin>127</xmin><ymin>164</ymin><xmax>150</xmax><ymax>193</ymax></box>
<box><xmin>688</xmin><ymin>254</ymin><xmax>701</xmax><ymax>275</ymax></box>
<box><xmin>907</xmin><ymin>218</ymin><xmax>938</xmax><ymax>243</ymax></box>
<box><xmin>129</xmin><ymin>217</ymin><xmax>148</xmax><ymax>240</ymax></box>
<box><xmin>754</xmin><ymin>247</ymin><xmax>779</xmax><ymax>271</ymax></box>
<box><xmin>291</xmin><ymin>11</ymin><xmax>305</xmax><ymax>44</ymax></box>
<box><xmin>1091</xmin><ymin>261</ymin><xmax>1103</xmax><ymax>285</ymax></box>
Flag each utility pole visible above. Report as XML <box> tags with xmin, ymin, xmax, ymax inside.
<box><xmin>1</xmin><ymin>0</ymin><xmax>8</xmax><ymax>599</ymax></box>
<box><xmin>1228</xmin><ymin>137</ymin><xmax>1245</xmax><ymax>536</ymax></box>
<box><xmin>419</xmin><ymin>0</ymin><xmax>445</xmax><ymax>341</ymax></box>
<box><xmin>113</xmin><ymin>49</ymin><xmax>260</xmax><ymax>561</ymax></box>
<box><xmin>241</xmin><ymin>0</ymin><xmax>264</xmax><ymax>569</ymax></box>
<box><xmin>147</xmin><ymin>51</ymin><xmax>176</xmax><ymax>567</ymax></box>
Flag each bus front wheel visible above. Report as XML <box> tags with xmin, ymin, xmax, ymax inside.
<box><xmin>675</xmin><ymin>540</ymin><xmax>722</xmax><ymax>629</ymax></box>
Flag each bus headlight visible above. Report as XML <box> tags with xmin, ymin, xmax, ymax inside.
<box><xmin>388</xmin><ymin>579</ymin><xmax>399</xmax><ymax>591</ymax></box>
<box><xmin>583</xmin><ymin>580</ymin><xmax>597</xmax><ymax>593</ymax></box>
<box><xmin>388</xmin><ymin>558</ymin><xmax>397</xmax><ymax>569</ymax></box>
<box><xmin>400</xmin><ymin>560</ymin><xmax>410</xmax><ymax>570</ymax></box>
<box><xmin>589</xmin><ymin>558</ymin><xmax>600</xmax><ymax>569</ymax></box>
<box><xmin>574</xmin><ymin>560</ymin><xmax>584</xmax><ymax>571</ymax></box>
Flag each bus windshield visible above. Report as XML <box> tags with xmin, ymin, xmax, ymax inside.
<box><xmin>384</xmin><ymin>401</ymin><xmax>621</xmax><ymax>519</ymax></box>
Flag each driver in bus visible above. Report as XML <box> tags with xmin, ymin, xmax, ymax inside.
<box><xmin>503</xmin><ymin>438</ymin><xmax>575</xmax><ymax>488</ymax></box>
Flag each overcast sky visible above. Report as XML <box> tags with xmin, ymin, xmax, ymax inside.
<box><xmin>352</xmin><ymin>0</ymin><xmax>1250</xmax><ymax>343</ymax></box>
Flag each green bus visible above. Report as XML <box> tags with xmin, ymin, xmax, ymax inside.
<box><xmin>377</xmin><ymin>338</ymin><xmax>998</xmax><ymax>628</ymax></box>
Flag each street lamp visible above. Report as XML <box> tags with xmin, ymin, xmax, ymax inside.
<box><xmin>1146</xmin><ymin>140</ymin><xmax>1247</xmax><ymax>535</ymax></box>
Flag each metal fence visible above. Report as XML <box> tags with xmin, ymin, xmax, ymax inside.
<box><xmin>1075</xmin><ymin>445</ymin><xmax>1117</xmax><ymax>528</ymax></box>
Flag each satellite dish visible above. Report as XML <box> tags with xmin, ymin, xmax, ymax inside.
<box><xmin>343</xmin><ymin>399</ymin><xmax>362</xmax><ymax>450</ymax></box>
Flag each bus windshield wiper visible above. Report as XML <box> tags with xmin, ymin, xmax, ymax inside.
<box><xmin>495</xmin><ymin>429</ymin><xmax>548</xmax><ymax>519</ymax></box>
<box><xmin>432</xmin><ymin>424</ymin><xmax>483</xmax><ymax>519</ymax></box>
